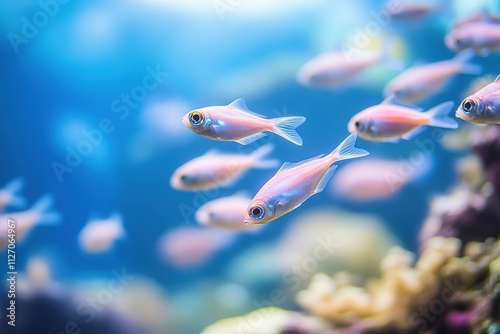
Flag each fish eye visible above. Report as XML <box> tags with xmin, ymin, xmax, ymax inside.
<box><xmin>248</xmin><ymin>205</ymin><xmax>265</xmax><ymax>220</ymax></box>
<box><xmin>180</xmin><ymin>175</ymin><xmax>189</xmax><ymax>182</ymax></box>
<box><xmin>354</xmin><ymin>121</ymin><xmax>361</xmax><ymax>128</ymax></box>
<box><xmin>189</xmin><ymin>111</ymin><xmax>204</xmax><ymax>126</ymax></box>
<box><xmin>462</xmin><ymin>99</ymin><xmax>476</xmax><ymax>114</ymax></box>
<box><xmin>455</xmin><ymin>38</ymin><xmax>462</xmax><ymax>46</ymax></box>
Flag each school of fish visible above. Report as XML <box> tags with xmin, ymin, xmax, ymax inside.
<box><xmin>173</xmin><ymin>9</ymin><xmax>500</xmax><ymax>232</ymax></box>
<box><xmin>3</xmin><ymin>7</ymin><xmax>500</xmax><ymax>265</ymax></box>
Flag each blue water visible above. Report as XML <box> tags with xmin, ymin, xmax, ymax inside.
<box><xmin>1</xmin><ymin>0</ymin><xmax>500</xmax><ymax>332</ymax></box>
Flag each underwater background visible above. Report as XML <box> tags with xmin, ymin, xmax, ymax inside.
<box><xmin>1</xmin><ymin>0</ymin><xmax>500</xmax><ymax>333</ymax></box>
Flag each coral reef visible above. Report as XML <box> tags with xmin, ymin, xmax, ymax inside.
<box><xmin>420</xmin><ymin>125</ymin><xmax>500</xmax><ymax>249</ymax></box>
<box><xmin>200</xmin><ymin>307</ymin><xmax>330</xmax><ymax>334</ymax></box>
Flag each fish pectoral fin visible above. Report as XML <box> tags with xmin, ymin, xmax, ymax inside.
<box><xmin>495</xmin><ymin>74</ymin><xmax>500</xmax><ymax>82</ymax></box>
<box><xmin>228</xmin><ymin>98</ymin><xmax>267</xmax><ymax>118</ymax></box>
<box><xmin>235</xmin><ymin>132</ymin><xmax>267</xmax><ymax>145</ymax></box>
<box><xmin>402</xmin><ymin>126</ymin><xmax>425</xmax><ymax>140</ymax></box>
<box><xmin>313</xmin><ymin>165</ymin><xmax>338</xmax><ymax>195</ymax></box>
<box><xmin>277</xmin><ymin>154</ymin><xmax>325</xmax><ymax>173</ymax></box>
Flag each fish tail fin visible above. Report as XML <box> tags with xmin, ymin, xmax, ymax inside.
<box><xmin>454</xmin><ymin>49</ymin><xmax>482</xmax><ymax>75</ymax></box>
<box><xmin>272</xmin><ymin>116</ymin><xmax>306</xmax><ymax>146</ymax></box>
<box><xmin>426</xmin><ymin>101</ymin><xmax>458</xmax><ymax>129</ymax></box>
<box><xmin>379</xmin><ymin>36</ymin><xmax>405</xmax><ymax>71</ymax></box>
<box><xmin>251</xmin><ymin>144</ymin><xmax>280</xmax><ymax>169</ymax></box>
<box><xmin>4</xmin><ymin>177</ymin><xmax>26</xmax><ymax>208</ymax></box>
<box><xmin>109</xmin><ymin>212</ymin><xmax>127</xmax><ymax>239</ymax></box>
<box><xmin>31</xmin><ymin>193</ymin><xmax>61</xmax><ymax>226</ymax></box>
<box><xmin>329</xmin><ymin>133</ymin><xmax>369</xmax><ymax>163</ymax></box>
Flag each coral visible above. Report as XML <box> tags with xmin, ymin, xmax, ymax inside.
<box><xmin>200</xmin><ymin>307</ymin><xmax>330</xmax><ymax>334</ymax></box>
<box><xmin>420</xmin><ymin>125</ymin><xmax>500</xmax><ymax>248</ymax></box>
<box><xmin>295</xmin><ymin>236</ymin><xmax>500</xmax><ymax>333</ymax></box>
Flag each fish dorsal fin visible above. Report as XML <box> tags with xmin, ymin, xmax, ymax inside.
<box><xmin>312</xmin><ymin>165</ymin><xmax>338</xmax><ymax>195</ymax></box>
<box><xmin>229</xmin><ymin>98</ymin><xmax>249</xmax><ymax>110</ymax></box>
<box><xmin>381</xmin><ymin>94</ymin><xmax>422</xmax><ymax>110</ymax></box>
<box><xmin>495</xmin><ymin>74</ymin><xmax>500</xmax><ymax>82</ymax></box>
<box><xmin>277</xmin><ymin>154</ymin><xmax>325</xmax><ymax>173</ymax></box>
<box><xmin>228</xmin><ymin>98</ymin><xmax>267</xmax><ymax>118</ymax></box>
<box><xmin>381</xmin><ymin>95</ymin><xmax>399</xmax><ymax>105</ymax></box>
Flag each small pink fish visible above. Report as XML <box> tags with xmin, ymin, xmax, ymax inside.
<box><xmin>384</xmin><ymin>51</ymin><xmax>481</xmax><ymax>103</ymax></box>
<box><xmin>245</xmin><ymin>133</ymin><xmax>368</xmax><ymax>225</ymax></box>
<box><xmin>196</xmin><ymin>194</ymin><xmax>259</xmax><ymax>232</ymax></box>
<box><xmin>389</xmin><ymin>3</ymin><xmax>435</xmax><ymax>20</ymax></box>
<box><xmin>183</xmin><ymin>98</ymin><xmax>306</xmax><ymax>146</ymax></box>
<box><xmin>330</xmin><ymin>158</ymin><xmax>427</xmax><ymax>201</ymax></box>
<box><xmin>0</xmin><ymin>194</ymin><xmax>61</xmax><ymax>249</ymax></box>
<box><xmin>456</xmin><ymin>74</ymin><xmax>500</xmax><ymax>124</ymax></box>
<box><xmin>297</xmin><ymin>39</ymin><xmax>401</xmax><ymax>88</ymax></box>
<box><xmin>157</xmin><ymin>227</ymin><xmax>234</xmax><ymax>267</ymax></box>
<box><xmin>348</xmin><ymin>96</ymin><xmax>457</xmax><ymax>142</ymax></box>
<box><xmin>170</xmin><ymin>144</ymin><xmax>278</xmax><ymax>191</ymax></box>
<box><xmin>78</xmin><ymin>213</ymin><xmax>126</xmax><ymax>254</ymax></box>
<box><xmin>446</xmin><ymin>20</ymin><xmax>500</xmax><ymax>55</ymax></box>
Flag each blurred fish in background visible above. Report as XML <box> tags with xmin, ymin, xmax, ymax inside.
<box><xmin>2</xmin><ymin>0</ymin><xmax>500</xmax><ymax>333</ymax></box>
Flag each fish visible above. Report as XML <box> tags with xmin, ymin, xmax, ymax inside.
<box><xmin>157</xmin><ymin>227</ymin><xmax>234</xmax><ymax>267</ymax></box>
<box><xmin>171</xmin><ymin>143</ymin><xmax>278</xmax><ymax>191</ymax></box>
<box><xmin>389</xmin><ymin>3</ymin><xmax>436</xmax><ymax>20</ymax></box>
<box><xmin>445</xmin><ymin>21</ymin><xmax>500</xmax><ymax>55</ymax></box>
<box><xmin>384</xmin><ymin>50</ymin><xmax>481</xmax><ymax>103</ymax></box>
<box><xmin>0</xmin><ymin>177</ymin><xmax>26</xmax><ymax>212</ymax></box>
<box><xmin>195</xmin><ymin>194</ymin><xmax>259</xmax><ymax>231</ymax></box>
<box><xmin>348</xmin><ymin>96</ymin><xmax>457</xmax><ymax>142</ymax></box>
<box><xmin>78</xmin><ymin>213</ymin><xmax>126</xmax><ymax>253</ymax></box>
<box><xmin>297</xmin><ymin>38</ymin><xmax>402</xmax><ymax>88</ymax></box>
<box><xmin>244</xmin><ymin>133</ymin><xmax>368</xmax><ymax>225</ymax></box>
<box><xmin>329</xmin><ymin>158</ymin><xmax>429</xmax><ymax>201</ymax></box>
<box><xmin>0</xmin><ymin>193</ymin><xmax>61</xmax><ymax>249</ymax></box>
<box><xmin>456</xmin><ymin>74</ymin><xmax>500</xmax><ymax>124</ymax></box>
<box><xmin>183</xmin><ymin>98</ymin><xmax>306</xmax><ymax>146</ymax></box>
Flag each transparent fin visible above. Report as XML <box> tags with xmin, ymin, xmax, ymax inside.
<box><xmin>251</xmin><ymin>144</ymin><xmax>279</xmax><ymax>169</ymax></box>
<box><xmin>235</xmin><ymin>132</ymin><xmax>267</xmax><ymax>145</ymax></box>
<box><xmin>31</xmin><ymin>193</ymin><xmax>61</xmax><ymax>226</ymax></box>
<box><xmin>454</xmin><ymin>49</ymin><xmax>482</xmax><ymax>75</ymax></box>
<box><xmin>272</xmin><ymin>116</ymin><xmax>306</xmax><ymax>146</ymax></box>
<box><xmin>381</xmin><ymin>95</ymin><xmax>422</xmax><ymax>110</ymax></box>
<box><xmin>313</xmin><ymin>165</ymin><xmax>338</xmax><ymax>195</ymax></box>
<box><xmin>277</xmin><ymin>154</ymin><xmax>324</xmax><ymax>173</ymax></box>
<box><xmin>402</xmin><ymin>126</ymin><xmax>425</xmax><ymax>140</ymax></box>
<box><xmin>495</xmin><ymin>74</ymin><xmax>500</xmax><ymax>82</ymax></box>
<box><xmin>329</xmin><ymin>133</ymin><xmax>369</xmax><ymax>162</ymax></box>
<box><xmin>3</xmin><ymin>177</ymin><xmax>26</xmax><ymax>208</ymax></box>
<box><xmin>426</xmin><ymin>101</ymin><xmax>458</xmax><ymax>129</ymax></box>
<box><xmin>228</xmin><ymin>98</ymin><xmax>267</xmax><ymax>118</ymax></box>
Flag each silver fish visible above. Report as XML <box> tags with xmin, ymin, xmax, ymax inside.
<box><xmin>456</xmin><ymin>74</ymin><xmax>500</xmax><ymax>124</ymax></box>
<box><xmin>183</xmin><ymin>98</ymin><xmax>306</xmax><ymax>146</ymax></box>
<box><xmin>244</xmin><ymin>133</ymin><xmax>368</xmax><ymax>225</ymax></box>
